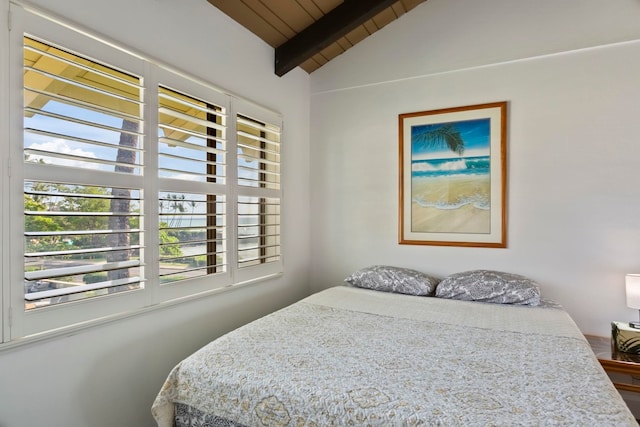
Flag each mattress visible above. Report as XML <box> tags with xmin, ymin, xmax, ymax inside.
<box><xmin>152</xmin><ymin>286</ymin><xmax>636</xmax><ymax>426</ymax></box>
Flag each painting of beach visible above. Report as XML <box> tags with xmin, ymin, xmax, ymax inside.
<box><xmin>410</xmin><ymin>118</ymin><xmax>491</xmax><ymax>234</ymax></box>
<box><xmin>399</xmin><ymin>102</ymin><xmax>506</xmax><ymax>247</ymax></box>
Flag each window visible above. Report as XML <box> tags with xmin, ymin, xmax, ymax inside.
<box><xmin>236</xmin><ymin>115</ymin><xmax>281</xmax><ymax>270</ymax></box>
<box><xmin>158</xmin><ymin>86</ymin><xmax>228</xmax><ymax>284</ymax></box>
<box><xmin>4</xmin><ymin>7</ymin><xmax>283</xmax><ymax>342</ymax></box>
<box><xmin>23</xmin><ymin>36</ymin><xmax>144</xmax><ymax>310</ymax></box>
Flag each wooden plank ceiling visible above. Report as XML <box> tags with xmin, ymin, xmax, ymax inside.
<box><xmin>206</xmin><ymin>0</ymin><xmax>427</xmax><ymax>76</ymax></box>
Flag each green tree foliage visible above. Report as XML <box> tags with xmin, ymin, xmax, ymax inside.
<box><xmin>159</xmin><ymin>222</ymin><xmax>183</xmax><ymax>257</ymax></box>
<box><xmin>64</xmin><ymin>186</ymin><xmax>111</xmax><ymax>253</ymax></box>
<box><xmin>24</xmin><ymin>194</ymin><xmax>63</xmax><ymax>254</ymax></box>
<box><xmin>24</xmin><ymin>185</ymin><xmax>112</xmax><ymax>256</ymax></box>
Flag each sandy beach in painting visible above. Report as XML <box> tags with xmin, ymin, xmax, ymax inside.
<box><xmin>411</xmin><ymin>174</ymin><xmax>491</xmax><ymax>233</ymax></box>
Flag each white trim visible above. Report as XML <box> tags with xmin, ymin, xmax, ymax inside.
<box><xmin>8</xmin><ymin>2</ymin><xmax>26</xmax><ymax>340</ymax></box>
<box><xmin>142</xmin><ymin>60</ymin><xmax>159</xmax><ymax>309</ymax></box>
<box><xmin>1</xmin><ymin>0</ymin><xmax>10</xmax><ymax>343</ymax></box>
<box><xmin>310</xmin><ymin>37</ymin><xmax>640</xmax><ymax>96</ymax></box>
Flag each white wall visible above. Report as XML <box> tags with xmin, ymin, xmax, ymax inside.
<box><xmin>0</xmin><ymin>0</ymin><xmax>311</xmax><ymax>426</ymax></box>
<box><xmin>309</xmin><ymin>0</ymin><xmax>640</xmax><ymax>337</ymax></box>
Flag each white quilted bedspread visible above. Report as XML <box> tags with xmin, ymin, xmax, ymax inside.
<box><xmin>152</xmin><ymin>286</ymin><xmax>636</xmax><ymax>426</ymax></box>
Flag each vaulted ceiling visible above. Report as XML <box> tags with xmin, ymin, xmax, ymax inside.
<box><xmin>206</xmin><ymin>0</ymin><xmax>427</xmax><ymax>76</ymax></box>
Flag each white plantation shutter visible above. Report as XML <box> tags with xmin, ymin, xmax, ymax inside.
<box><xmin>156</xmin><ymin>82</ymin><xmax>231</xmax><ymax>296</ymax></box>
<box><xmin>22</xmin><ymin>36</ymin><xmax>144</xmax><ymax>310</ymax></box>
<box><xmin>235</xmin><ymin>108</ymin><xmax>282</xmax><ymax>278</ymax></box>
<box><xmin>236</xmin><ymin>115</ymin><xmax>280</xmax><ymax>190</ymax></box>
<box><xmin>237</xmin><ymin>195</ymin><xmax>280</xmax><ymax>266</ymax></box>
<box><xmin>23</xmin><ymin>182</ymin><xmax>143</xmax><ymax>306</ymax></box>
<box><xmin>158</xmin><ymin>86</ymin><xmax>226</xmax><ymax>183</ymax></box>
<box><xmin>23</xmin><ymin>37</ymin><xmax>143</xmax><ymax>174</ymax></box>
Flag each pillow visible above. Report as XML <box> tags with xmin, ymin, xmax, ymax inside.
<box><xmin>435</xmin><ymin>269</ymin><xmax>541</xmax><ymax>306</ymax></box>
<box><xmin>344</xmin><ymin>265</ymin><xmax>440</xmax><ymax>296</ymax></box>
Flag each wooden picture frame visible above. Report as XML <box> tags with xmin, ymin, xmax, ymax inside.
<box><xmin>399</xmin><ymin>102</ymin><xmax>507</xmax><ymax>247</ymax></box>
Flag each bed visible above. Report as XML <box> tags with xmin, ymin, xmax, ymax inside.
<box><xmin>152</xmin><ymin>268</ymin><xmax>637</xmax><ymax>426</ymax></box>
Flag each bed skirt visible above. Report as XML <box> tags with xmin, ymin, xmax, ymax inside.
<box><xmin>175</xmin><ymin>403</ymin><xmax>247</xmax><ymax>427</ymax></box>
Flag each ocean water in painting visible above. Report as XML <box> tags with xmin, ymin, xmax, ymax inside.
<box><xmin>411</xmin><ymin>156</ymin><xmax>491</xmax><ymax>211</ymax></box>
<box><xmin>412</xmin><ymin>155</ymin><xmax>490</xmax><ymax>179</ymax></box>
<box><xmin>410</xmin><ymin>117</ymin><xmax>492</xmax><ymax>213</ymax></box>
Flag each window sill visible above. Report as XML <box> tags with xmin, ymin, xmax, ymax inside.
<box><xmin>0</xmin><ymin>272</ymin><xmax>282</xmax><ymax>353</ymax></box>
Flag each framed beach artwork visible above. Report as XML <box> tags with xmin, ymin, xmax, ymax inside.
<box><xmin>398</xmin><ymin>102</ymin><xmax>507</xmax><ymax>247</ymax></box>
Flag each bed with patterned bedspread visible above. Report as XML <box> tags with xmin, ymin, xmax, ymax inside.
<box><xmin>152</xmin><ymin>285</ymin><xmax>636</xmax><ymax>426</ymax></box>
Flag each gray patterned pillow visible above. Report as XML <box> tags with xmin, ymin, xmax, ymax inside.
<box><xmin>435</xmin><ymin>270</ymin><xmax>541</xmax><ymax>306</ymax></box>
<box><xmin>344</xmin><ymin>265</ymin><xmax>440</xmax><ymax>296</ymax></box>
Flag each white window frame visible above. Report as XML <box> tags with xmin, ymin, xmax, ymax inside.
<box><xmin>1</xmin><ymin>0</ymin><xmax>9</xmax><ymax>344</ymax></box>
<box><xmin>2</xmin><ymin>4</ymin><xmax>283</xmax><ymax>344</ymax></box>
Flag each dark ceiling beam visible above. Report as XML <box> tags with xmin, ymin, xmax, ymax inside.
<box><xmin>275</xmin><ymin>0</ymin><xmax>398</xmax><ymax>77</ymax></box>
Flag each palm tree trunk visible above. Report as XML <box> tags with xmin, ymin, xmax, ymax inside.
<box><xmin>106</xmin><ymin>119</ymin><xmax>138</xmax><ymax>290</ymax></box>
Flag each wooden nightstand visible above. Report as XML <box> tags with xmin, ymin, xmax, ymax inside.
<box><xmin>586</xmin><ymin>334</ymin><xmax>640</xmax><ymax>393</ymax></box>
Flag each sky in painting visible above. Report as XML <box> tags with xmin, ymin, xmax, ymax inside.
<box><xmin>411</xmin><ymin>118</ymin><xmax>490</xmax><ymax>160</ymax></box>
